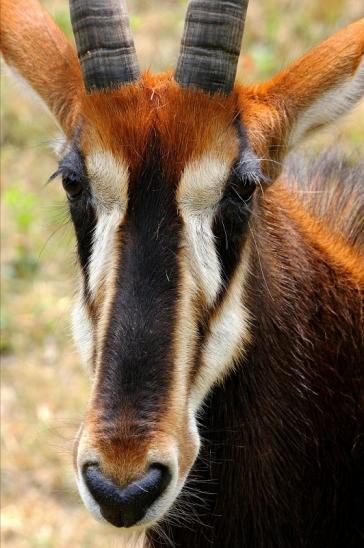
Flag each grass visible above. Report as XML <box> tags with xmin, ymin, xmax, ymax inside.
<box><xmin>1</xmin><ymin>0</ymin><xmax>363</xmax><ymax>546</ymax></box>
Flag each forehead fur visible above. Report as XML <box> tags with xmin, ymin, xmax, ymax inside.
<box><xmin>79</xmin><ymin>72</ymin><xmax>240</xmax><ymax>178</ymax></box>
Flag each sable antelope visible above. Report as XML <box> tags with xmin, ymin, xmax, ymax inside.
<box><xmin>1</xmin><ymin>0</ymin><xmax>364</xmax><ymax>546</ymax></box>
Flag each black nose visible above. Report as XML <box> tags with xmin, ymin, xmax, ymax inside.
<box><xmin>83</xmin><ymin>463</ymin><xmax>171</xmax><ymax>527</ymax></box>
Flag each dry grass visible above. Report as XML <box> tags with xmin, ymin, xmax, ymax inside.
<box><xmin>1</xmin><ymin>1</ymin><xmax>363</xmax><ymax>546</ymax></box>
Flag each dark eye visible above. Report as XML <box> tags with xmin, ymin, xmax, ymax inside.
<box><xmin>62</xmin><ymin>171</ymin><xmax>83</xmax><ymax>201</ymax></box>
<box><xmin>230</xmin><ymin>176</ymin><xmax>256</xmax><ymax>204</ymax></box>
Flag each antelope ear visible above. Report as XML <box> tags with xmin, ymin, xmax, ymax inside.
<box><xmin>0</xmin><ymin>0</ymin><xmax>83</xmax><ymax>136</ymax></box>
<box><xmin>243</xmin><ymin>19</ymin><xmax>364</xmax><ymax>155</ymax></box>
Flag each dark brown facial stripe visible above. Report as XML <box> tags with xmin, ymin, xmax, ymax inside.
<box><xmin>213</xmin><ymin>122</ymin><xmax>259</xmax><ymax>294</ymax></box>
<box><xmin>94</xmin><ymin>136</ymin><xmax>182</xmax><ymax>437</ymax></box>
<box><xmin>60</xmin><ymin>144</ymin><xmax>97</xmax><ymax>299</ymax></box>
<box><xmin>213</xmin><ymin>173</ymin><xmax>252</xmax><ymax>290</ymax></box>
<box><xmin>70</xmin><ymin>197</ymin><xmax>97</xmax><ymax>298</ymax></box>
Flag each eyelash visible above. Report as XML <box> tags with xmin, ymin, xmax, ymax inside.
<box><xmin>49</xmin><ymin>163</ymin><xmax>87</xmax><ymax>203</ymax></box>
<box><xmin>221</xmin><ymin>176</ymin><xmax>257</xmax><ymax>207</ymax></box>
<box><xmin>232</xmin><ymin>177</ymin><xmax>256</xmax><ymax>202</ymax></box>
<box><xmin>61</xmin><ymin>170</ymin><xmax>84</xmax><ymax>201</ymax></box>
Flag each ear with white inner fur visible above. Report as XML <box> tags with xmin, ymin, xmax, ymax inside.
<box><xmin>0</xmin><ymin>0</ymin><xmax>82</xmax><ymax>136</ymax></box>
<box><xmin>246</xmin><ymin>19</ymin><xmax>364</xmax><ymax>153</ymax></box>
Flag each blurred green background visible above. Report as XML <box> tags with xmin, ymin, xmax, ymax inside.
<box><xmin>1</xmin><ymin>1</ymin><xmax>363</xmax><ymax>546</ymax></box>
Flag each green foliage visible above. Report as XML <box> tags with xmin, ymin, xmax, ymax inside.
<box><xmin>4</xmin><ymin>187</ymin><xmax>37</xmax><ymax>233</ymax></box>
<box><xmin>0</xmin><ymin>309</ymin><xmax>13</xmax><ymax>354</ymax></box>
<box><xmin>130</xmin><ymin>14</ymin><xmax>142</xmax><ymax>32</ymax></box>
<box><xmin>250</xmin><ymin>44</ymin><xmax>277</xmax><ymax>78</ymax></box>
<box><xmin>3</xmin><ymin>188</ymin><xmax>40</xmax><ymax>279</ymax></box>
<box><xmin>4</xmin><ymin>246</ymin><xmax>40</xmax><ymax>280</ymax></box>
<box><xmin>54</xmin><ymin>10</ymin><xmax>72</xmax><ymax>38</ymax></box>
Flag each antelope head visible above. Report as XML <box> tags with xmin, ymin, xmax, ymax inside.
<box><xmin>1</xmin><ymin>0</ymin><xmax>363</xmax><ymax>532</ymax></box>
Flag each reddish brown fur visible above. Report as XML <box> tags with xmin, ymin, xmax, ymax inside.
<box><xmin>2</xmin><ymin>1</ymin><xmax>363</xmax><ymax>177</ymax></box>
<box><xmin>237</xmin><ymin>19</ymin><xmax>364</xmax><ymax>176</ymax></box>
<box><xmin>278</xmin><ymin>186</ymin><xmax>364</xmax><ymax>285</ymax></box>
<box><xmin>80</xmin><ymin>73</ymin><xmax>239</xmax><ymax>180</ymax></box>
<box><xmin>0</xmin><ymin>0</ymin><xmax>82</xmax><ymax>134</ymax></box>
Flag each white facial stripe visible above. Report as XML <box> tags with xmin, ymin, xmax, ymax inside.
<box><xmin>82</xmin><ymin>150</ymin><xmax>130</xmax><ymax>297</ymax></box>
<box><xmin>183</xmin><ymin>210</ymin><xmax>221</xmax><ymax>305</ymax></box>
<box><xmin>178</xmin><ymin>154</ymin><xmax>233</xmax><ymax>305</ymax></box>
<box><xmin>86</xmin><ymin>149</ymin><xmax>129</xmax><ymax>211</ymax></box>
<box><xmin>71</xmin><ymin>292</ymin><xmax>94</xmax><ymax>371</ymax></box>
<box><xmin>72</xmin><ymin>151</ymin><xmax>129</xmax><ymax>368</ymax></box>
<box><xmin>289</xmin><ymin>58</ymin><xmax>364</xmax><ymax>146</ymax></box>
<box><xmin>190</xmin><ymin>244</ymin><xmax>251</xmax><ymax>412</ymax></box>
<box><xmin>178</xmin><ymin>153</ymin><xmax>231</xmax><ymax>211</ymax></box>
<box><xmin>88</xmin><ymin>207</ymin><xmax>123</xmax><ymax>297</ymax></box>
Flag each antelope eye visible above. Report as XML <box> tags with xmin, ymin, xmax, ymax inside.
<box><xmin>231</xmin><ymin>176</ymin><xmax>256</xmax><ymax>204</ymax></box>
<box><xmin>62</xmin><ymin>172</ymin><xmax>83</xmax><ymax>201</ymax></box>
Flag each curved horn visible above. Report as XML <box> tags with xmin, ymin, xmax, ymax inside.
<box><xmin>69</xmin><ymin>0</ymin><xmax>140</xmax><ymax>92</ymax></box>
<box><xmin>175</xmin><ymin>0</ymin><xmax>249</xmax><ymax>95</ymax></box>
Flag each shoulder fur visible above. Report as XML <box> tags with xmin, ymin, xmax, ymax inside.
<box><xmin>281</xmin><ymin>150</ymin><xmax>364</xmax><ymax>255</ymax></box>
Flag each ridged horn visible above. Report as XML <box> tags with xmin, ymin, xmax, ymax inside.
<box><xmin>69</xmin><ymin>0</ymin><xmax>140</xmax><ymax>92</ymax></box>
<box><xmin>175</xmin><ymin>0</ymin><xmax>249</xmax><ymax>94</ymax></box>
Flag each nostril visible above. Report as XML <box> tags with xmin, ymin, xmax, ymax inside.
<box><xmin>82</xmin><ymin>463</ymin><xmax>171</xmax><ymax>528</ymax></box>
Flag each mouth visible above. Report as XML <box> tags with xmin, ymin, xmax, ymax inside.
<box><xmin>75</xmin><ymin>443</ymin><xmax>187</xmax><ymax>530</ymax></box>
<box><xmin>74</xmin><ymin>401</ymin><xmax>201</xmax><ymax>529</ymax></box>
<box><xmin>82</xmin><ymin>463</ymin><xmax>172</xmax><ymax>528</ymax></box>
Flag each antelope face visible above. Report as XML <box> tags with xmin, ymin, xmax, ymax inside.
<box><xmin>3</xmin><ymin>0</ymin><xmax>363</xmax><ymax>535</ymax></box>
<box><xmin>70</xmin><ymin>79</ymin><xmax>258</xmax><ymax>528</ymax></box>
